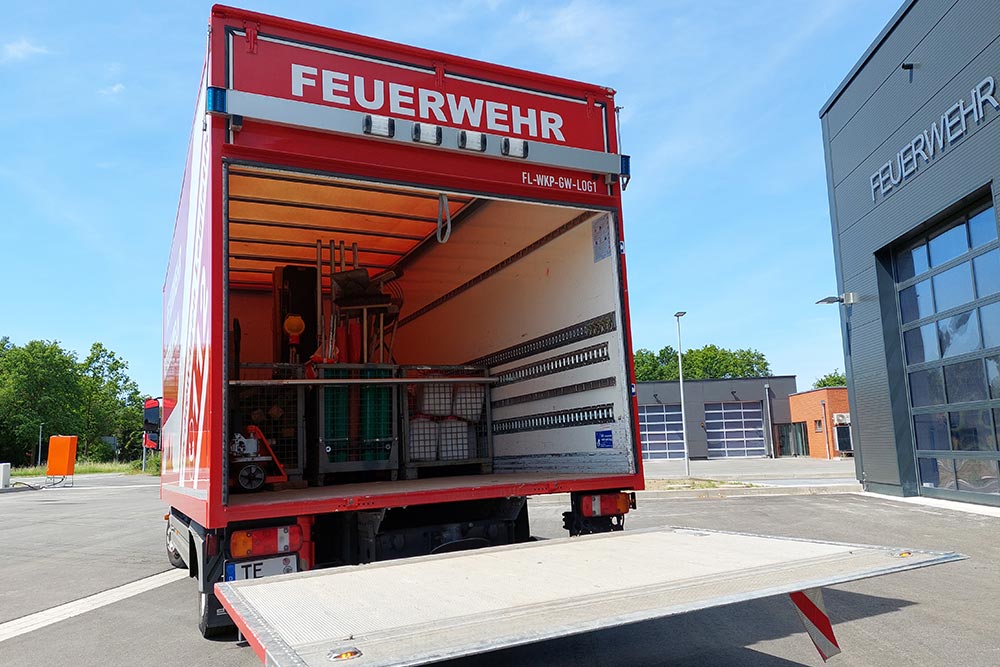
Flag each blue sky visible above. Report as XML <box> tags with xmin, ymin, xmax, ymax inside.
<box><xmin>0</xmin><ymin>1</ymin><xmax>903</xmax><ymax>396</ymax></box>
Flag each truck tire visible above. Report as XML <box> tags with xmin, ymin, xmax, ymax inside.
<box><xmin>166</xmin><ymin>524</ymin><xmax>186</xmax><ymax>569</ymax></box>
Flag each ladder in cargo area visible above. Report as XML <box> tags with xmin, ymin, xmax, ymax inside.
<box><xmin>215</xmin><ymin>527</ymin><xmax>962</xmax><ymax>666</ymax></box>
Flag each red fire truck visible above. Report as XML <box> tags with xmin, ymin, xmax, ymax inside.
<box><xmin>150</xmin><ymin>3</ymin><xmax>641</xmax><ymax>638</ymax></box>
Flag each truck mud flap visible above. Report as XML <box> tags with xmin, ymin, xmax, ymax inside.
<box><xmin>214</xmin><ymin>527</ymin><xmax>962</xmax><ymax>666</ymax></box>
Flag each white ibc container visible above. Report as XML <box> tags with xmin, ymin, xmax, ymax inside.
<box><xmin>408</xmin><ymin>416</ymin><xmax>439</xmax><ymax>462</ymax></box>
<box><xmin>438</xmin><ymin>417</ymin><xmax>470</xmax><ymax>460</ymax></box>
<box><xmin>419</xmin><ymin>383</ymin><xmax>453</xmax><ymax>417</ymax></box>
<box><xmin>452</xmin><ymin>383</ymin><xmax>486</xmax><ymax>422</ymax></box>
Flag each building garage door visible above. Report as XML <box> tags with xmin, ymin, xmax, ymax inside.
<box><xmin>704</xmin><ymin>401</ymin><xmax>766</xmax><ymax>458</ymax></box>
<box><xmin>894</xmin><ymin>201</ymin><xmax>1000</xmax><ymax>501</ymax></box>
<box><xmin>638</xmin><ymin>404</ymin><xmax>685</xmax><ymax>460</ymax></box>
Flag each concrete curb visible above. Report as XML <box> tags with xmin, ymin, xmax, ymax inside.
<box><xmin>637</xmin><ymin>484</ymin><xmax>863</xmax><ymax>499</ymax></box>
<box><xmin>646</xmin><ymin>473</ymin><xmax>857</xmax><ymax>481</ymax></box>
<box><xmin>0</xmin><ymin>485</ymin><xmax>36</xmax><ymax>494</ymax></box>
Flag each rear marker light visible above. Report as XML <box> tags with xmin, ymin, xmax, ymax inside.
<box><xmin>363</xmin><ymin>114</ymin><xmax>394</xmax><ymax>138</ymax></box>
<box><xmin>230</xmin><ymin>525</ymin><xmax>303</xmax><ymax>558</ymax></box>
<box><xmin>412</xmin><ymin>122</ymin><xmax>442</xmax><ymax>145</ymax></box>
<box><xmin>458</xmin><ymin>130</ymin><xmax>486</xmax><ymax>152</ymax></box>
<box><xmin>501</xmin><ymin>137</ymin><xmax>528</xmax><ymax>158</ymax></box>
<box><xmin>580</xmin><ymin>492</ymin><xmax>635</xmax><ymax>517</ymax></box>
<box><xmin>206</xmin><ymin>86</ymin><xmax>227</xmax><ymax>114</ymax></box>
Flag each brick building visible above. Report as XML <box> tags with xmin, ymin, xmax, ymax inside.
<box><xmin>788</xmin><ymin>388</ymin><xmax>851</xmax><ymax>459</ymax></box>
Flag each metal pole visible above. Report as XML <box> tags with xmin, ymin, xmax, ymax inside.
<box><xmin>820</xmin><ymin>399</ymin><xmax>832</xmax><ymax>460</ymax></box>
<box><xmin>37</xmin><ymin>422</ymin><xmax>44</xmax><ymax>466</ymax></box>
<box><xmin>142</xmin><ymin>443</ymin><xmax>147</xmax><ymax>473</ymax></box>
<box><xmin>675</xmin><ymin>314</ymin><xmax>691</xmax><ymax>477</ymax></box>
<box><xmin>316</xmin><ymin>239</ymin><xmax>324</xmax><ymax>350</ymax></box>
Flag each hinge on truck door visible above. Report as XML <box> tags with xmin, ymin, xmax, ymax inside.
<box><xmin>244</xmin><ymin>21</ymin><xmax>259</xmax><ymax>53</ymax></box>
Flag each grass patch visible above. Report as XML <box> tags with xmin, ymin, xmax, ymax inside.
<box><xmin>10</xmin><ymin>460</ymin><xmax>157</xmax><ymax>477</ymax></box>
<box><xmin>645</xmin><ymin>478</ymin><xmax>757</xmax><ymax>491</ymax></box>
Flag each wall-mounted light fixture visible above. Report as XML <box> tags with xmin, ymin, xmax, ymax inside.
<box><xmin>816</xmin><ymin>292</ymin><xmax>858</xmax><ymax>305</ymax></box>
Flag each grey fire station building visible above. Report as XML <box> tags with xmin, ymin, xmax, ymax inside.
<box><xmin>821</xmin><ymin>0</ymin><xmax>1000</xmax><ymax>504</ymax></box>
<box><xmin>637</xmin><ymin>376</ymin><xmax>797</xmax><ymax>460</ymax></box>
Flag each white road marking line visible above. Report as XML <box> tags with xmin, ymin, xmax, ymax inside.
<box><xmin>0</xmin><ymin>569</ymin><xmax>189</xmax><ymax>643</ymax></box>
<box><xmin>20</xmin><ymin>483</ymin><xmax>162</xmax><ymax>491</ymax></box>
<box><xmin>45</xmin><ymin>484</ymin><xmax>162</xmax><ymax>490</ymax></box>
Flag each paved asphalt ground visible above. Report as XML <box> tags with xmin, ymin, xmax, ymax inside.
<box><xmin>1</xmin><ymin>471</ymin><xmax>997</xmax><ymax>666</ymax></box>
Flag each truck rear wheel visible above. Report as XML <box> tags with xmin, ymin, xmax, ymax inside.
<box><xmin>166</xmin><ymin>524</ymin><xmax>186</xmax><ymax>569</ymax></box>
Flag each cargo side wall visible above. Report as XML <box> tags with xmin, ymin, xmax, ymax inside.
<box><xmin>394</xmin><ymin>212</ymin><xmax>635</xmax><ymax>475</ymax></box>
<box><xmin>161</xmin><ymin>60</ymin><xmax>220</xmax><ymax>525</ymax></box>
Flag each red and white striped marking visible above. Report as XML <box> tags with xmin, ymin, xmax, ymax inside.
<box><xmin>789</xmin><ymin>588</ymin><xmax>841</xmax><ymax>662</ymax></box>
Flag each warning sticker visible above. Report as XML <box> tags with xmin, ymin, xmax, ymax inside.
<box><xmin>595</xmin><ymin>430</ymin><xmax>614</xmax><ymax>449</ymax></box>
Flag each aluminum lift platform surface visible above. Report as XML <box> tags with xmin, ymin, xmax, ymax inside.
<box><xmin>216</xmin><ymin>527</ymin><xmax>962</xmax><ymax>666</ymax></box>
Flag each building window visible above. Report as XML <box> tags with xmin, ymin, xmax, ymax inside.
<box><xmin>639</xmin><ymin>404</ymin><xmax>684</xmax><ymax>460</ymax></box>
<box><xmin>895</xmin><ymin>199</ymin><xmax>1000</xmax><ymax>497</ymax></box>
<box><xmin>704</xmin><ymin>401</ymin><xmax>766</xmax><ymax>458</ymax></box>
<box><xmin>815</xmin><ymin>420</ymin><xmax>824</xmax><ymax>432</ymax></box>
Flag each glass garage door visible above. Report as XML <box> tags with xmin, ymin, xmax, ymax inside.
<box><xmin>639</xmin><ymin>404</ymin><xmax>685</xmax><ymax>460</ymax></box>
<box><xmin>895</xmin><ymin>201</ymin><xmax>1000</xmax><ymax>501</ymax></box>
<box><xmin>704</xmin><ymin>401</ymin><xmax>766</xmax><ymax>458</ymax></box>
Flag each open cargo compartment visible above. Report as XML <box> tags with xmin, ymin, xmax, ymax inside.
<box><xmin>223</xmin><ymin>163</ymin><xmax>637</xmax><ymax>506</ymax></box>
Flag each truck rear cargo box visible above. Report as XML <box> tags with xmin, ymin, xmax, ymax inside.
<box><xmin>159</xmin><ymin>5</ymin><xmax>639</xmax><ymax>530</ymax></box>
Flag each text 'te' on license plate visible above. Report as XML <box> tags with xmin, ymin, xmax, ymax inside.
<box><xmin>225</xmin><ymin>555</ymin><xmax>297</xmax><ymax>581</ymax></box>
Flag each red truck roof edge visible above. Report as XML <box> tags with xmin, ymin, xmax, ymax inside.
<box><xmin>210</xmin><ymin>4</ymin><xmax>617</xmax><ymax>99</ymax></box>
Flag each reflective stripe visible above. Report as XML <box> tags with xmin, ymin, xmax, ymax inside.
<box><xmin>790</xmin><ymin>588</ymin><xmax>841</xmax><ymax>662</ymax></box>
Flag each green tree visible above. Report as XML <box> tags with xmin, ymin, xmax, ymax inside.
<box><xmin>634</xmin><ymin>344</ymin><xmax>770</xmax><ymax>381</ymax></box>
<box><xmin>683</xmin><ymin>345</ymin><xmax>771</xmax><ymax>380</ymax></box>
<box><xmin>78</xmin><ymin>343</ymin><xmax>144</xmax><ymax>461</ymax></box>
<box><xmin>813</xmin><ymin>369</ymin><xmax>847</xmax><ymax>389</ymax></box>
<box><xmin>633</xmin><ymin>346</ymin><xmax>678</xmax><ymax>381</ymax></box>
<box><xmin>0</xmin><ymin>339</ymin><xmax>146</xmax><ymax>465</ymax></box>
<box><xmin>0</xmin><ymin>340</ymin><xmax>84</xmax><ymax>465</ymax></box>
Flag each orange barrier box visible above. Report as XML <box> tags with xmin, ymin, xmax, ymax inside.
<box><xmin>46</xmin><ymin>435</ymin><xmax>78</xmax><ymax>476</ymax></box>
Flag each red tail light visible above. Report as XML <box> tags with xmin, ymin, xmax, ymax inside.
<box><xmin>580</xmin><ymin>492</ymin><xmax>635</xmax><ymax>518</ymax></box>
<box><xmin>230</xmin><ymin>525</ymin><xmax>303</xmax><ymax>558</ymax></box>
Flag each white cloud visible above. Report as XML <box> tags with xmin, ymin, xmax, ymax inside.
<box><xmin>1</xmin><ymin>38</ymin><xmax>48</xmax><ymax>63</ymax></box>
<box><xmin>100</xmin><ymin>83</ymin><xmax>126</xmax><ymax>95</ymax></box>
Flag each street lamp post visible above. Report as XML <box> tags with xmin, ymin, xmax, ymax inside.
<box><xmin>37</xmin><ymin>422</ymin><xmax>44</xmax><ymax>467</ymax></box>
<box><xmin>675</xmin><ymin>311</ymin><xmax>691</xmax><ymax>477</ymax></box>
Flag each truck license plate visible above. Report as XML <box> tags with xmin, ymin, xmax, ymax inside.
<box><xmin>225</xmin><ymin>555</ymin><xmax>297</xmax><ymax>581</ymax></box>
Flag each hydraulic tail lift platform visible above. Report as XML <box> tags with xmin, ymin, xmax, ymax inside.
<box><xmin>216</xmin><ymin>527</ymin><xmax>962</xmax><ymax>665</ymax></box>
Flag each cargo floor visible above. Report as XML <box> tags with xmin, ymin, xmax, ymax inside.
<box><xmin>226</xmin><ymin>472</ymin><xmax>632</xmax><ymax>510</ymax></box>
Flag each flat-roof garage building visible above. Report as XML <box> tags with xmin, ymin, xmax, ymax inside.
<box><xmin>821</xmin><ymin>0</ymin><xmax>1000</xmax><ymax>505</ymax></box>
